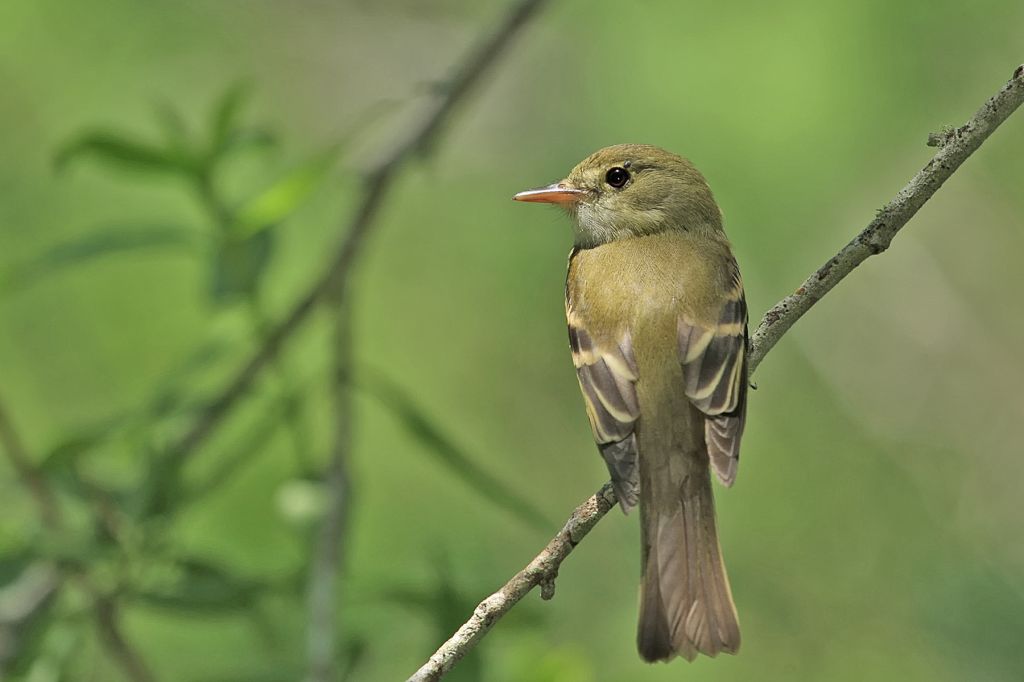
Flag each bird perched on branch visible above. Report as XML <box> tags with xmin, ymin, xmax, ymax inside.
<box><xmin>514</xmin><ymin>144</ymin><xmax>748</xmax><ymax>662</ymax></box>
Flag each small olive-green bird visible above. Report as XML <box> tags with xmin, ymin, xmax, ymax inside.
<box><xmin>514</xmin><ymin>144</ymin><xmax>748</xmax><ymax>662</ymax></box>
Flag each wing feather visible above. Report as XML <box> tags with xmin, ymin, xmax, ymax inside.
<box><xmin>678</xmin><ymin>262</ymin><xmax>749</xmax><ymax>486</ymax></box>
<box><xmin>568</xmin><ymin>251</ymin><xmax>748</xmax><ymax>500</ymax></box>
<box><xmin>569</xmin><ymin>316</ymin><xmax>641</xmax><ymax>511</ymax></box>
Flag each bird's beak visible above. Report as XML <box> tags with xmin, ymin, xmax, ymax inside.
<box><xmin>513</xmin><ymin>182</ymin><xmax>585</xmax><ymax>206</ymax></box>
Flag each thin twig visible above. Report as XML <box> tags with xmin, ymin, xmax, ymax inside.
<box><xmin>166</xmin><ymin>0</ymin><xmax>552</xmax><ymax>467</ymax></box>
<box><xmin>0</xmin><ymin>395</ymin><xmax>64</xmax><ymax>676</ymax></box>
<box><xmin>407</xmin><ymin>64</ymin><xmax>1024</xmax><ymax>682</ymax></box>
<box><xmin>94</xmin><ymin>596</ymin><xmax>156</xmax><ymax>682</ymax></box>
<box><xmin>302</xmin><ymin>1</ymin><xmax>554</xmax><ymax>677</ymax></box>
<box><xmin>0</xmin><ymin>394</ymin><xmax>157</xmax><ymax>679</ymax></box>
<box><xmin>0</xmin><ymin>397</ymin><xmax>61</xmax><ymax>527</ymax></box>
<box><xmin>408</xmin><ymin>485</ymin><xmax>617</xmax><ymax>682</ymax></box>
<box><xmin>748</xmin><ymin>64</ymin><xmax>1024</xmax><ymax>373</ymax></box>
<box><xmin>306</xmin><ymin>298</ymin><xmax>354</xmax><ymax>682</ymax></box>
<box><xmin>0</xmin><ymin>562</ymin><xmax>62</xmax><ymax>671</ymax></box>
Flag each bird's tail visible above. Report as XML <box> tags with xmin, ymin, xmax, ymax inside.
<box><xmin>636</xmin><ymin>450</ymin><xmax>740</xmax><ymax>662</ymax></box>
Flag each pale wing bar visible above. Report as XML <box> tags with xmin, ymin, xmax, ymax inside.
<box><xmin>678</xmin><ymin>270</ymin><xmax>749</xmax><ymax>486</ymax></box>
<box><xmin>569</xmin><ymin>322</ymin><xmax>642</xmax><ymax>510</ymax></box>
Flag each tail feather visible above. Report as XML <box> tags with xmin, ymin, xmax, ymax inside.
<box><xmin>637</xmin><ymin>459</ymin><xmax>739</xmax><ymax>662</ymax></box>
<box><xmin>636</xmin><ymin>550</ymin><xmax>679</xmax><ymax>661</ymax></box>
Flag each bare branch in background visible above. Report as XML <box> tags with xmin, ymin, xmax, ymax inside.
<box><xmin>0</xmin><ymin>394</ymin><xmax>157</xmax><ymax>680</ymax></box>
<box><xmin>0</xmin><ymin>397</ymin><xmax>64</xmax><ymax>678</ymax></box>
<box><xmin>167</xmin><ymin>0</ymin><xmax>552</xmax><ymax>466</ymax></box>
<box><xmin>0</xmin><ymin>397</ymin><xmax>61</xmax><ymax>528</ymax></box>
<box><xmin>300</xmin><ymin>0</ymin><xmax>554</xmax><ymax>678</ymax></box>
<box><xmin>2</xmin><ymin>1</ymin><xmax>554</xmax><ymax>678</ymax></box>
<box><xmin>407</xmin><ymin>64</ymin><xmax>1024</xmax><ymax>682</ymax></box>
<box><xmin>0</xmin><ymin>562</ymin><xmax>61</xmax><ymax>671</ymax></box>
<box><xmin>306</xmin><ymin>299</ymin><xmax>355</xmax><ymax>682</ymax></box>
<box><xmin>95</xmin><ymin>597</ymin><xmax>156</xmax><ymax>682</ymax></box>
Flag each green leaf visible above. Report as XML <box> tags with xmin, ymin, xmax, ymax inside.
<box><xmin>339</xmin><ymin>636</ymin><xmax>368</xmax><ymax>680</ymax></box>
<box><xmin>218</xmin><ymin>128</ymin><xmax>279</xmax><ymax>159</ymax></box>
<box><xmin>209</xmin><ymin>81</ymin><xmax>252</xmax><ymax>155</ymax></box>
<box><xmin>208</xmin><ymin>230</ymin><xmax>273</xmax><ymax>302</ymax></box>
<box><xmin>153</xmin><ymin>101</ymin><xmax>196</xmax><ymax>162</ymax></box>
<box><xmin>357</xmin><ymin>368</ymin><xmax>553</xmax><ymax>532</ymax></box>
<box><xmin>0</xmin><ymin>551</ymin><xmax>34</xmax><ymax>585</ymax></box>
<box><xmin>132</xmin><ymin>442</ymin><xmax>187</xmax><ymax>519</ymax></box>
<box><xmin>33</xmin><ymin>419</ymin><xmax>134</xmax><ymax>508</ymax></box>
<box><xmin>1</xmin><ymin>224</ymin><xmax>202</xmax><ymax>293</ymax></box>
<box><xmin>38</xmin><ymin>418</ymin><xmax>126</xmax><ymax>476</ymax></box>
<box><xmin>227</xmin><ymin>99</ymin><xmax>397</xmax><ymax>239</ymax></box>
<box><xmin>233</xmin><ymin>147</ymin><xmax>340</xmax><ymax>238</ymax></box>
<box><xmin>54</xmin><ymin>131</ymin><xmax>191</xmax><ymax>176</ymax></box>
<box><xmin>132</xmin><ymin>557</ymin><xmax>265</xmax><ymax>615</ymax></box>
<box><xmin>144</xmin><ymin>337</ymin><xmax>234</xmax><ymax>420</ymax></box>
<box><xmin>204</xmin><ymin>83</ymin><xmax>279</xmax><ymax>164</ymax></box>
<box><xmin>19</xmin><ymin>616</ymin><xmax>88</xmax><ymax>682</ymax></box>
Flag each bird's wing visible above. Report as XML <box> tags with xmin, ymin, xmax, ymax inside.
<box><xmin>677</xmin><ymin>263</ymin><xmax>749</xmax><ymax>486</ymax></box>
<box><xmin>568</xmin><ymin>318</ymin><xmax>642</xmax><ymax>511</ymax></box>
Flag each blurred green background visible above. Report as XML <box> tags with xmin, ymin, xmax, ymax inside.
<box><xmin>2</xmin><ymin>1</ymin><xmax>1023</xmax><ymax>680</ymax></box>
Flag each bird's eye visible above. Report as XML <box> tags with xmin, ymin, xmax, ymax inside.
<box><xmin>605</xmin><ymin>166</ymin><xmax>630</xmax><ymax>188</ymax></box>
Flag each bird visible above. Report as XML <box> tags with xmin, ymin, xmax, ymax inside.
<box><xmin>514</xmin><ymin>144</ymin><xmax>748</xmax><ymax>663</ymax></box>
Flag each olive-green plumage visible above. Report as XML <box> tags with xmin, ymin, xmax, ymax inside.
<box><xmin>515</xmin><ymin>144</ymin><xmax>749</xmax><ymax>662</ymax></box>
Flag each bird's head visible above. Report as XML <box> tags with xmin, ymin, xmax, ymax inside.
<box><xmin>514</xmin><ymin>143</ymin><xmax>722</xmax><ymax>247</ymax></box>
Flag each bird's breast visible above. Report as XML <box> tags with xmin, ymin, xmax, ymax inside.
<box><xmin>566</xmin><ymin>232</ymin><xmax>723</xmax><ymax>342</ymax></box>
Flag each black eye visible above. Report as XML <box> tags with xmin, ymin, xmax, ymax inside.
<box><xmin>605</xmin><ymin>166</ymin><xmax>630</xmax><ymax>188</ymax></box>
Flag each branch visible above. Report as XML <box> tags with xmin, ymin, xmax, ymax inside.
<box><xmin>408</xmin><ymin>484</ymin><xmax>617</xmax><ymax>682</ymax></box>
<box><xmin>166</xmin><ymin>0</ymin><xmax>552</xmax><ymax>466</ymax></box>
<box><xmin>407</xmin><ymin>64</ymin><xmax>1024</xmax><ymax>682</ymax></box>
<box><xmin>0</xmin><ymin>1</ymin><xmax>552</xmax><ymax>676</ymax></box>
<box><xmin>748</xmin><ymin>63</ymin><xmax>1024</xmax><ymax>374</ymax></box>
<box><xmin>95</xmin><ymin>596</ymin><xmax>156</xmax><ymax>682</ymax></box>
<box><xmin>306</xmin><ymin>299</ymin><xmax>354</xmax><ymax>682</ymax></box>
<box><xmin>0</xmin><ymin>397</ymin><xmax>61</xmax><ymax>528</ymax></box>
<box><xmin>0</xmin><ymin>396</ymin><xmax>156</xmax><ymax>678</ymax></box>
<box><xmin>280</xmin><ymin>1</ymin><xmax>554</xmax><ymax>677</ymax></box>
<box><xmin>0</xmin><ymin>562</ymin><xmax>61</xmax><ymax>673</ymax></box>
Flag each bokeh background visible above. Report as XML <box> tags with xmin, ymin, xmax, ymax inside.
<box><xmin>2</xmin><ymin>1</ymin><xmax>1023</xmax><ymax>680</ymax></box>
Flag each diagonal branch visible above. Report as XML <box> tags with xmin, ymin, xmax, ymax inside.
<box><xmin>748</xmin><ymin>63</ymin><xmax>1024</xmax><ymax>373</ymax></box>
<box><xmin>409</xmin><ymin>485</ymin><xmax>617</xmax><ymax>682</ymax></box>
<box><xmin>94</xmin><ymin>596</ymin><xmax>156</xmax><ymax>682</ymax></box>
<box><xmin>407</xmin><ymin>63</ymin><xmax>1024</xmax><ymax>682</ymax></box>
<box><xmin>166</xmin><ymin>0</ymin><xmax>552</xmax><ymax>467</ymax></box>
<box><xmin>0</xmin><ymin>397</ymin><xmax>61</xmax><ymax>528</ymax></box>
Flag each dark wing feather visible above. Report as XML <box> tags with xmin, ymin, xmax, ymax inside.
<box><xmin>569</xmin><ymin>319</ymin><xmax>641</xmax><ymax>511</ymax></box>
<box><xmin>678</xmin><ymin>264</ymin><xmax>749</xmax><ymax>486</ymax></box>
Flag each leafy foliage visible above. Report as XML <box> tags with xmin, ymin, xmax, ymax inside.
<box><xmin>130</xmin><ymin>557</ymin><xmax>269</xmax><ymax>615</ymax></box>
<box><xmin>1</xmin><ymin>223</ymin><xmax>200</xmax><ymax>293</ymax></box>
<box><xmin>27</xmin><ymin>84</ymin><xmax>339</xmax><ymax>306</ymax></box>
<box><xmin>0</xmin><ymin>80</ymin><xmax>551</xmax><ymax>681</ymax></box>
<box><xmin>54</xmin><ymin>132</ymin><xmax>194</xmax><ymax>176</ymax></box>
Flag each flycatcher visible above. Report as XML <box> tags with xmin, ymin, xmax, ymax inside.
<box><xmin>514</xmin><ymin>144</ymin><xmax>748</xmax><ymax>662</ymax></box>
